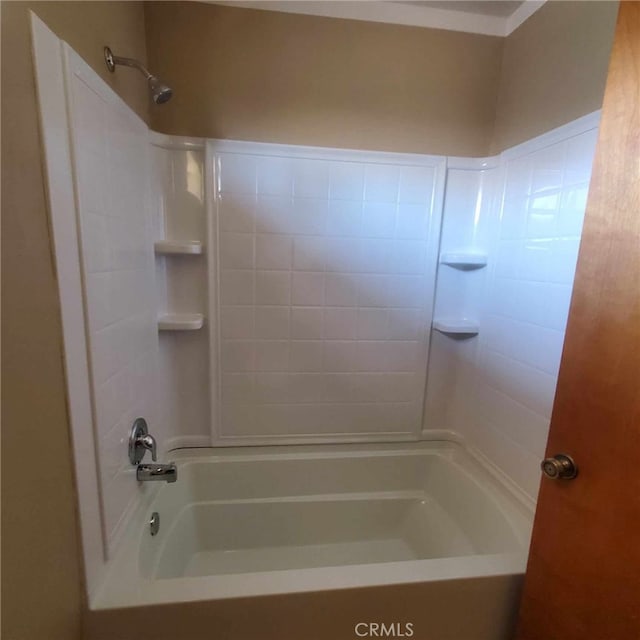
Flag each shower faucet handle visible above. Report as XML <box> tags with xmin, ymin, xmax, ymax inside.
<box><xmin>138</xmin><ymin>433</ymin><xmax>157</xmax><ymax>462</ymax></box>
<box><xmin>128</xmin><ymin>418</ymin><xmax>157</xmax><ymax>464</ymax></box>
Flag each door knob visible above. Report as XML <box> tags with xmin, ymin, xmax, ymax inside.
<box><xmin>541</xmin><ymin>454</ymin><xmax>578</xmax><ymax>480</ymax></box>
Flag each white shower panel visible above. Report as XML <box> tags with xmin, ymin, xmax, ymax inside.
<box><xmin>211</xmin><ymin>143</ymin><xmax>445</xmax><ymax>442</ymax></box>
<box><xmin>64</xmin><ymin>48</ymin><xmax>162</xmax><ymax>551</ymax></box>
<box><xmin>425</xmin><ymin>161</ymin><xmax>500</xmax><ymax>430</ymax></box>
<box><xmin>449</xmin><ymin>118</ymin><xmax>599</xmax><ymax>498</ymax></box>
<box><xmin>151</xmin><ymin>139</ymin><xmax>211</xmax><ymax>448</ymax></box>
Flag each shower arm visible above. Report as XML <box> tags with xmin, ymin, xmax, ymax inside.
<box><xmin>104</xmin><ymin>47</ymin><xmax>152</xmax><ymax>80</ymax></box>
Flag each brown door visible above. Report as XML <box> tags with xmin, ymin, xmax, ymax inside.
<box><xmin>516</xmin><ymin>2</ymin><xmax>640</xmax><ymax>638</ymax></box>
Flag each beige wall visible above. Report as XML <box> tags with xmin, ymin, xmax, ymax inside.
<box><xmin>144</xmin><ymin>1</ymin><xmax>617</xmax><ymax>157</ymax></box>
<box><xmin>492</xmin><ymin>0</ymin><xmax>618</xmax><ymax>152</ymax></box>
<box><xmin>144</xmin><ymin>1</ymin><xmax>504</xmax><ymax>157</ymax></box>
<box><xmin>1</xmin><ymin>3</ymin><xmax>148</xmax><ymax>639</ymax></box>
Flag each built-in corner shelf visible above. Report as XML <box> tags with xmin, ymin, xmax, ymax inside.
<box><xmin>432</xmin><ymin>319</ymin><xmax>479</xmax><ymax>337</ymax></box>
<box><xmin>158</xmin><ymin>313</ymin><xmax>205</xmax><ymax>331</ymax></box>
<box><xmin>440</xmin><ymin>252</ymin><xmax>487</xmax><ymax>270</ymax></box>
<box><xmin>154</xmin><ymin>240</ymin><xmax>203</xmax><ymax>256</ymax></box>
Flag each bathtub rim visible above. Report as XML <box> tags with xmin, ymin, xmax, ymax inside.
<box><xmin>91</xmin><ymin>438</ymin><xmax>534</xmax><ymax>610</ymax></box>
<box><xmin>164</xmin><ymin>434</ymin><xmax>537</xmax><ymax>513</ymax></box>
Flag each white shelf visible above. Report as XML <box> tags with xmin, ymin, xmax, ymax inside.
<box><xmin>432</xmin><ymin>318</ymin><xmax>479</xmax><ymax>337</ymax></box>
<box><xmin>154</xmin><ymin>240</ymin><xmax>203</xmax><ymax>256</ymax></box>
<box><xmin>158</xmin><ymin>313</ymin><xmax>204</xmax><ymax>331</ymax></box>
<box><xmin>440</xmin><ymin>252</ymin><xmax>487</xmax><ymax>270</ymax></box>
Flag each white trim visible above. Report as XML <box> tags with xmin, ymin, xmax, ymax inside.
<box><xmin>205</xmin><ymin>142</ymin><xmax>221</xmax><ymax>443</ymax></box>
<box><xmin>151</xmin><ymin>108</ymin><xmax>600</xmax><ymax>170</ymax></box>
<box><xmin>165</xmin><ymin>435</ymin><xmax>212</xmax><ymax>451</ymax></box>
<box><xmin>420</xmin><ymin>429</ymin><xmax>464</xmax><ymax>444</ymax></box>
<box><xmin>506</xmin><ymin>0</ymin><xmax>547</xmax><ymax>35</ymax></box>
<box><xmin>61</xmin><ymin>44</ymin><xmax>113</xmax><ymax>559</ymax></box>
<box><xmin>149</xmin><ymin>131</ymin><xmax>205</xmax><ymax>150</ymax></box>
<box><xmin>196</xmin><ymin>430</ymin><xmax>464</xmax><ymax>450</ymax></box>
<box><xmin>176</xmin><ymin>433</ymin><xmax>418</xmax><ymax>449</ymax></box>
<box><xmin>207</xmin><ymin>137</ymin><xmax>445</xmax><ymax>166</ymax></box>
<box><xmin>30</xmin><ymin>13</ymin><xmax>106</xmax><ymax>598</ymax></box>
<box><xmin>441</xmin><ymin>111</ymin><xmax>601</xmax><ymax>172</ymax></box>
<box><xmin>203</xmin><ymin>1</ymin><xmax>546</xmax><ymax>37</ymax></box>
<box><xmin>446</xmin><ymin>155</ymin><xmax>500</xmax><ymax>171</ymax></box>
<box><xmin>501</xmin><ymin>110</ymin><xmax>601</xmax><ymax>161</ymax></box>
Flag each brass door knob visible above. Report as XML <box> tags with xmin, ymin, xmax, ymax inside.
<box><xmin>541</xmin><ymin>454</ymin><xmax>578</xmax><ymax>480</ymax></box>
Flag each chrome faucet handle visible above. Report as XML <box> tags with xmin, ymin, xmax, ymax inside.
<box><xmin>128</xmin><ymin>418</ymin><xmax>158</xmax><ymax>465</ymax></box>
<box><xmin>138</xmin><ymin>433</ymin><xmax>157</xmax><ymax>462</ymax></box>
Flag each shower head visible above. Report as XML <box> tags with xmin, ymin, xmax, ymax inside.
<box><xmin>148</xmin><ymin>76</ymin><xmax>173</xmax><ymax>105</ymax></box>
<box><xmin>104</xmin><ymin>46</ymin><xmax>173</xmax><ymax>105</ymax></box>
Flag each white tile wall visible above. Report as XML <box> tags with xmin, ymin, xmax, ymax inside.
<box><xmin>67</xmin><ymin>56</ymin><xmax>162</xmax><ymax>550</ymax></box>
<box><xmin>148</xmin><ymin>123</ymin><xmax>595</xmax><ymax>496</ymax></box>
<box><xmin>215</xmin><ymin>151</ymin><xmax>441</xmax><ymax>439</ymax></box>
<box><xmin>447</xmin><ymin>126</ymin><xmax>598</xmax><ymax>499</ymax></box>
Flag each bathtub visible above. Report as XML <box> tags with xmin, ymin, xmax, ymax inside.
<box><xmin>87</xmin><ymin>441</ymin><xmax>533</xmax><ymax>640</ymax></box>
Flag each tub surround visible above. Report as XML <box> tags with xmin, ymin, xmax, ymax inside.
<box><xmin>64</xmin><ymin>47</ymin><xmax>163</xmax><ymax>554</ymax></box>
<box><xmin>150</xmin><ymin>117</ymin><xmax>597</xmax><ymax>501</ymax></box>
<box><xmin>88</xmin><ymin>442</ymin><xmax>531</xmax><ymax>640</ymax></box>
<box><xmin>427</xmin><ymin>114</ymin><xmax>599</xmax><ymax>498</ymax></box>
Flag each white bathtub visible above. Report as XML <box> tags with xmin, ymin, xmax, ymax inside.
<box><xmin>88</xmin><ymin>442</ymin><xmax>533</xmax><ymax>640</ymax></box>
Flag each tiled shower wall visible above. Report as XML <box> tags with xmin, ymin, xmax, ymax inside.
<box><xmin>449</xmin><ymin>124</ymin><xmax>599</xmax><ymax>498</ymax></box>
<box><xmin>215</xmin><ymin>149</ymin><xmax>444</xmax><ymax>440</ymax></box>
<box><xmin>66</xmin><ymin>50</ymin><xmax>162</xmax><ymax>551</ymax></box>
<box><xmin>64</xmin><ymin>66</ymin><xmax>595</xmax><ymax>544</ymax></box>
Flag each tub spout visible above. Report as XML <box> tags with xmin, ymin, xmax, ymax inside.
<box><xmin>137</xmin><ymin>462</ymin><xmax>177</xmax><ymax>483</ymax></box>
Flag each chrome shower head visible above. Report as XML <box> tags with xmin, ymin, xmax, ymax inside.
<box><xmin>104</xmin><ymin>46</ymin><xmax>173</xmax><ymax>105</ymax></box>
<box><xmin>148</xmin><ymin>76</ymin><xmax>173</xmax><ymax>105</ymax></box>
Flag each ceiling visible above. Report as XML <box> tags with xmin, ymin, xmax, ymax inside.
<box><xmin>208</xmin><ymin>1</ymin><xmax>546</xmax><ymax>37</ymax></box>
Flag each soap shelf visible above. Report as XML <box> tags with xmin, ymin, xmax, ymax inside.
<box><xmin>432</xmin><ymin>318</ymin><xmax>479</xmax><ymax>337</ymax></box>
<box><xmin>158</xmin><ymin>313</ymin><xmax>205</xmax><ymax>331</ymax></box>
<box><xmin>440</xmin><ymin>252</ymin><xmax>487</xmax><ymax>270</ymax></box>
<box><xmin>154</xmin><ymin>240</ymin><xmax>203</xmax><ymax>256</ymax></box>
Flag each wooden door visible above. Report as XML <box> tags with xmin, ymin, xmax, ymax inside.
<box><xmin>516</xmin><ymin>2</ymin><xmax>640</xmax><ymax>638</ymax></box>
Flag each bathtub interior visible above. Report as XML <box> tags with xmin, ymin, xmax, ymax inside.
<box><xmin>137</xmin><ymin>442</ymin><xmax>532</xmax><ymax>582</ymax></box>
